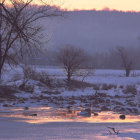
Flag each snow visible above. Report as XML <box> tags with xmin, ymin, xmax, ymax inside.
<box><xmin>15</xmin><ymin>92</ymin><xmax>33</xmax><ymax>98</ymax></box>
<box><xmin>0</xmin><ymin>117</ymin><xmax>139</xmax><ymax>140</ymax></box>
<box><xmin>60</xmin><ymin>88</ymin><xmax>95</xmax><ymax>97</ymax></box>
<box><xmin>1</xmin><ymin>66</ymin><xmax>140</xmax><ymax>139</ymax></box>
<box><xmin>77</xmin><ymin>111</ymin><xmax>91</xmax><ymax>117</ymax></box>
<box><xmin>1</xmin><ymin>66</ymin><xmax>140</xmax><ymax>113</ymax></box>
<box><xmin>2</xmin><ymin>65</ymin><xmax>140</xmax><ymax>84</ymax></box>
<box><xmin>85</xmin><ymin>76</ymin><xmax>140</xmax><ymax>85</ymax></box>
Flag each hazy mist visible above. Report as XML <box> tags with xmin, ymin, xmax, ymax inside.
<box><xmin>44</xmin><ymin>10</ymin><xmax>140</xmax><ymax>53</ymax></box>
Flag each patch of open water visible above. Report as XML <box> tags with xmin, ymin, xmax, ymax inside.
<box><xmin>0</xmin><ymin>107</ymin><xmax>140</xmax><ymax>124</ymax></box>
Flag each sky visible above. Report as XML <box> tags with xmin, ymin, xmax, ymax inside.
<box><xmin>56</xmin><ymin>0</ymin><xmax>140</xmax><ymax>12</ymax></box>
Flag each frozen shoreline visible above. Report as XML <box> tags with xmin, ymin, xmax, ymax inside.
<box><xmin>1</xmin><ymin>67</ymin><xmax>140</xmax><ymax>139</ymax></box>
<box><xmin>0</xmin><ymin>117</ymin><xmax>140</xmax><ymax>140</ymax></box>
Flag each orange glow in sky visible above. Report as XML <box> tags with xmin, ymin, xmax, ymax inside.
<box><xmin>5</xmin><ymin>0</ymin><xmax>140</xmax><ymax>12</ymax></box>
<box><xmin>55</xmin><ymin>0</ymin><xmax>140</xmax><ymax>12</ymax></box>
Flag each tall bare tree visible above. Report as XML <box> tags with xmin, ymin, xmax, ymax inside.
<box><xmin>0</xmin><ymin>0</ymin><xmax>61</xmax><ymax>78</ymax></box>
<box><xmin>56</xmin><ymin>45</ymin><xmax>87</xmax><ymax>83</ymax></box>
<box><xmin>116</xmin><ymin>46</ymin><xmax>134</xmax><ymax>77</ymax></box>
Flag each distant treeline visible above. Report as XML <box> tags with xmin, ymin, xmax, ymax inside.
<box><xmin>21</xmin><ymin>46</ymin><xmax>140</xmax><ymax>70</ymax></box>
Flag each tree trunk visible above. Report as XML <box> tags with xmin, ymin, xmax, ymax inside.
<box><xmin>125</xmin><ymin>69</ymin><xmax>130</xmax><ymax>77</ymax></box>
<box><xmin>0</xmin><ymin>63</ymin><xmax>2</xmax><ymax>80</ymax></box>
<box><xmin>67</xmin><ymin>71</ymin><xmax>71</xmax><ymax>83</ymax></box>
<box><xmin>0</xmin><ymin>34</ymin><xmax>2</xmax><ymax>80</ymax></box>
<box><xmin>0</xmin><ymin>4</ymin><xmax>2</xmax><ymax>80</ymax></box>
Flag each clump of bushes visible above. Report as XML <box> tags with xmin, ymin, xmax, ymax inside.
<box><xmin>123</xmin><ymin>85</ymin><xmax>137</xmax><ymax>95</ymax></box>
<box><xmin>0</xmin><ymin>85</ymin><xmax>17</xmax><ymax>99</ymax></box>
<box><xmin>101</xmin><ymin>84</ymin><xmax>117</xmax><ymax>90</ymax></box>
<box><xmin>38</xmin><ymin>72</ymin><xmax>51</xmax><ymax>86</ymax></box>
<box><xmin>93</xmin><ymin>84</ymin><xmax>100</xmax><ymax>90</ymax></box>
<box><xmin>23</xmin><ymin>66</ymin><xmax>37</xmax><ymax>80</ymax></box>
<box><xmin>22</xmin><ymin>66</ymin><xmax>51</xmax><ymax>86</ymax></box>
<box><xmin>67</xmin><ymin>80</ymin><xmax>93</xmax><ymax>90</ymax></box>
<box><xmin>119</xmin><ymin>85</ymin><xmax>124</xmax><ymax>89</ymax></box>
<box><xmin>19</xmin><ymin>81</ymin><xmax>34</xmax><ymax>93</ymax></box>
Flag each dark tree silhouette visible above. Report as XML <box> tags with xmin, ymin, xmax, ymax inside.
<box><xmin>116</xmin><ymin>46</ymin><xmax>134</xmax><ymax>77</ymax></box>
<box><xmin>56</xmin><ymin>45</ymin><xmax>87</xmax><ymax>83</ymax></box>
<box><xmin>0</xmin><ymin>0</ymin><xmax>61</xmax><ymax>78</ymax></box>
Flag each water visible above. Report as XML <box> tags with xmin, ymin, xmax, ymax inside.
<box><xmin>0</xmin><ymin>107</ymin><xmax>140</xmax><ymax>139</ymax></box>
<box><xmin>0</xmin><ymin>107</ymin><xmax>140</xmax><ymax>124</ymax></box>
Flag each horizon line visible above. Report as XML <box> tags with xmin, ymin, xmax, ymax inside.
<box><xmin>61</xmin><ymin>7</ymin><xmax>140</xmax><ymax>13</ymax></box>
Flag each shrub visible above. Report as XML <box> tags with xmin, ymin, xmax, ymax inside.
<box><xmin>22</xmin><ymin>66</ymin><xmax>51</xmax><ymax>86</ymax></box>
<box><xmin>93</xmin><ymin>84</ymin><xmax>100</xmax><ymax>90</ymax></box>
<box><xmin>19</xmin><ymin>84</ymin><xmax>34</xmax><ymax>93</ymax></box>
<box><xmin>37</xmin><ymin>72</ymin><xmax>51</xmax><ymax>86</ymax></box>
<box><xmin>0</xmin><ymin>86</ymin><xmax>17</xmax><ymax>99</ymax></box>
<box><xmin>119</xmin><ymin>85</ymin><xmax>124</xmax><ymax>89</ymax></box>
<box><xmin>23</xmin><ymin>66</ymin><xmax>37</xmax><ymax>80</ymax></box>
<box><xmin>123</xmin><ymin>85</ymin><xmax>137</xmax><ymax>95</ymax></box>
<box><xmin>101</xmin><ymin>84</ymin><xmax>117</xmax><ymax>90</ymax></box>
<box><xmin>19</xmin><ymin>79</ymin><xmax>34</xmax><ymax>93</ymax></box>
<box><xmin>67</xmin><ymin>80</ymin><xmax>93</xmax><ymax>90</ymax></box>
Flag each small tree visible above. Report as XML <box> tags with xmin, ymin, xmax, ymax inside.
<box><xmin>76</xmin><ymin>68</ymin><xmax>94</xmax><ymax>82</ymax></box>
<box><xmin>56</xmin><ymin>45</ymin><xmax>87</xmax><ymax>83</ymax></box>
<box><xmin>116</xmin><ymin>46</ymin><xmax>134</xmax><ymax>77</ymax></box>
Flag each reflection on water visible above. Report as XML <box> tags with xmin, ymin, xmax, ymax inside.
<box><xmin>0</xmin><ymin>107</ymin><xmax>140</xmax><ymax>124</ymax></box>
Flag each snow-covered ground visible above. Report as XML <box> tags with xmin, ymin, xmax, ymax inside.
<box><xmin>0</xmin><ymin>117</ymin><xmax>139</xmax><ymax>140</ymax></box>
<box><xmin>2</xmin><ymin>65</ymin><xmax>140</xmax><ymax>84</ymax></box>
<box><xmin>0</xmin><ymin>66</ymin><xmax>140</xmax><ymax>114</ymax></box>
<box><xmin>0</xmin><ymin>66</ymin><xmax>140</xmax><ymax>139</ymax></box>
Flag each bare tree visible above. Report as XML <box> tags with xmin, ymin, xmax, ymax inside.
<box><xmin>75</xmin><ymin>69</ymin><xmax>94</xmax><ymax>82</ymax></box>
<box><xmin>56</xmin><ymin>45</ymin><xmax>87</xmax><ymax>83</ymax></box>
<box><xmin>0</xmin><ymin>0</ymin><xmax>62</xmax><ymax>78</ymax></box>
<box><xmin>116</xmin><ymin>46</ymin><xmax>134</xmax><ymax>77</ymax></box>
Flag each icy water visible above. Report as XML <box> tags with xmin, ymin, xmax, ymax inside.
<box><xmin>0</xmin><ymin>107</ymin><xmax>140</xmax><ymax>140</ymax></box>
<box><xmin>0</xmin><ymin>107</ymin><xmax>140</xmax><ymax>124</ymax></box>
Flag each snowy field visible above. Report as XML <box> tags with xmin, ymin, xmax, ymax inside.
<box><xmin>0</xmin><ymin>65</ymin><xmax>140</xmax><ymax>140</ymax></box>
<box><xmin>0</xmin><ymin>117</ymin><xmax>139</xmax><ymax>140</ymax></box>
<box><xmin>2</xmin><ymin>65</ymin><xmax>140</xmax><ymax>85</ymax></box>
<box><xmin>0</xmin><ymin>65</ymin><xmax>140</xmax><ymax>113</ymax></box>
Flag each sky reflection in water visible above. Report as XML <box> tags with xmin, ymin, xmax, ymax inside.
<box><xmin>0</xmin><ymin>107</ymin><xmax>140</xmax><ymax>124</ymax></box>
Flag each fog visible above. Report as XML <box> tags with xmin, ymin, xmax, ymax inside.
<box><xmin>44</xmin><ymin>10</ymin><xmax>140</xmax><ymax>53</ymax></box>
<box><xmin>24</xmin><ymin>10</ymin><xmax>140</xmax><ymax>69</ymax></box>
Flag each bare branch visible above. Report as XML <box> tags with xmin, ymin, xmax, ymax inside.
<box><xmin>56</xmin><ymin>45</ymin><xmax>87</xmax><ymax>83</ymax></box>
<box><xmin>0</xmin><ymin>0</ymin><xmax>62</xmax><ymax>78</ymax></box>
<box><xmin>116</xmin><ymin>46</ymin><xmax>134</xmax><ymax>77</ymax></box>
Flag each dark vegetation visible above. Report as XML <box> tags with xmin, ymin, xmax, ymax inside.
<box><xmin>23</xmin><ymin>66</ymin><xmax>52</xmax><ymax>86</ymax></box>
<box><xmin>0</xmin><ymin>85</ymin><xmax>17</xmax><ymax>99</ymax></box>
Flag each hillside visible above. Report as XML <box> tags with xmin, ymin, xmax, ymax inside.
<box><xmin>44</xmin><ymin>10</ymin><xmax>140</xmax><ymax>53</ymax></box>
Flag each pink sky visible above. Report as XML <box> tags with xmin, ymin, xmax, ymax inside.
<box><xmin>54</xmin><ymin>0</ymin><xmax>140</xmax><ymax>12</ymax></box>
